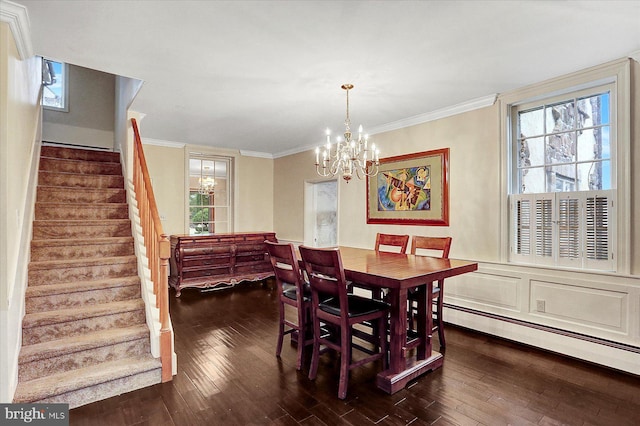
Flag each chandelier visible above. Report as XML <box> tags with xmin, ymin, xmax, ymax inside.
<box><xmin>197</xmin><ymin>164</ymin><xmax>216</xmax><ymax>195</ymax></box>
<box><xmin>315</xmin><ymin>84</ymin><xmax>379</xmax><ymax>182</ymax></box>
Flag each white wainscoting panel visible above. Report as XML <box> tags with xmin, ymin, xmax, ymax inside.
<box><xmin>530</xmin><ymin>280</ymin><xmax>627</xmax><ymax>332</ymax></box>
<box><xmin>446</xmin><ymin>269</ymin><xmax>521</xmax><ymax>313</ymax></box>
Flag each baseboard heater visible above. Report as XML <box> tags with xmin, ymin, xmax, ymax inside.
<box><xmin>445</xmin><ymin>303</ymin><xmax>640</xmax><ymax>355</ymax></box>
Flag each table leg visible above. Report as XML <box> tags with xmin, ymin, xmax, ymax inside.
<box><xmin>387</xmin><ymin>287</ymin><xmax>408</xmax><ymax>374</ymax></box>
<box><xmin>416</xmin><ymin>281</ymin><xmax>433</xmax><ymax>360</ymax></box>
<box><xmin>376</xmin><ymin>281</ymin><xmax>443</xmax><ymax>394</ymax></box>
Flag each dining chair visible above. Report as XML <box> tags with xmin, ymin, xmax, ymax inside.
<box><xmin>299</xmin><ymin>245</ymin><xmax>389</xmax><ymax>400</ymax></box>
<box><xmin>408</xmin><ymin>236</ymin><xmax>452</xmax><ymax>349</ymax></box>
<box><xmin>353</xmin><ymin>233</ymin><xmax>410</xmax><ymax>300</ymax></box>
<box><xmin>265</xmin><ymin>241</ymin><xmax>313</xmax><ymax>371</ymax></box>
<box><xmin>375</xmin><ymin>233</ymin><xmax>410</xmax><ymax>253</ymax></box>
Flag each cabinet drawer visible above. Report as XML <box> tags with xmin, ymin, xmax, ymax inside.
<box><xmin>183</xmin><ymin>256</ymin><xmax>231</xmax><ymax>268</ymax></box>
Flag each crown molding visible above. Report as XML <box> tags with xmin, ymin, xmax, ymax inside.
<box><xmin>367</xmin><ymin>94</ymin><xmax>497</xmax><ymax>136</ymax></box>
<box><xmin>240</xmin><ymin>150</ymin><xmax>274</xmax><ymax>159</ymax></box>
<box><xmin>142</xmin><ymin>138</ymin><xmax>185</xmax><ymax>148</ymax></box>
<box><xmin>272</xmin><ymin>93</ymin><xmax>499</xmax><ymax>158</ymax></box>
<box><xmin>0</xmin><ymin>0</ymin><xmax>33</xmax><ymax>59</ymax></box>
<box><xmin>629</xmin><ymin>50</ymin><xmax>640</xmax><ymax>63</ymax></box>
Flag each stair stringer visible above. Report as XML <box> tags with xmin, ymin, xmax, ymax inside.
<box><xmin>125</xmin><ymin>178</ymin><xmax>177</xmax><ymax>376</ymax></box>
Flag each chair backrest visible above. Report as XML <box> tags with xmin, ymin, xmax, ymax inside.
<box><xmin>375</xmin><ymin>233</ymin><xmax>410</xmax><ymax>254</ymax></box>
<box><xmin>410</xmin><ymin>236</ymin><xmax>452</xmax><ymax>258</ymax></box>
<box><xmin>265</xmin><ymin>241</ymin><xmax>305</xmax><ymax>298</ymax></box>
<box><xmin>299</xmin><ymin>245</ymin><xmax>349</xmax><ymax>310</ymax></box>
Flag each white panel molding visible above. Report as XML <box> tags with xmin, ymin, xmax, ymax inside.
<box><xmin>0</xmin><ymin>0</ymin><xmax>33</xmax><ymax>60</ymax></box>
<box><xmin>446</xmin><ymin>272</ymin><xmax>520</xmax><ymax>311</ymax></box>
<box><xmin>445</xmin><ymin>261</ymin><xmax>640</xmax><ymax>350</ymax></box>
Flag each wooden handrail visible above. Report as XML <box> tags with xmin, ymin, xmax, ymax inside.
<box><xmin>131</xmin><ymin>118</ymin><xmax>173</xmax><ymax>382</ymax></box>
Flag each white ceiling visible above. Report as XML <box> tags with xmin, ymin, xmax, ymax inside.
<box><xmin>14</xmin><ymin>0</ymin><xmax>640</xmax><ymax>156</ymax></box>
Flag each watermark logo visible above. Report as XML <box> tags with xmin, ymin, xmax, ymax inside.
<box><xmin>1</xmin><ymin>404</ymin><xmax>68</xmax><ymax>425</ymax></box>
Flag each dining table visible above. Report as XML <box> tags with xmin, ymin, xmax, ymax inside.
<box><xmin>335</xmin><ymin>246</ymin><xmax>478</xmax><ymax>394</ymax></box>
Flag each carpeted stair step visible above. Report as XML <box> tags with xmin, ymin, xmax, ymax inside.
<box><xmin>41</xmin><ymin>145</ymin><xmax>120</xmax><ymax>163</ymax></box>
<box><xmin>22</xmin><ymin>299</ymin><xmax>146</xmax><ymax>345</ymax></box>
<box><xmin>35</xmin><ymin>202</ymin><xmax>129</xmax><ymax>220</ymax></box>
<box><xmin>18</xmin><ymin>325</ymin><xmax>151</xmax><ymax>382</ymax></box>
<box><xmin>37</xmin><ymin>186</ymin><xmax>126</xmax><ymax>204</ymax></box>
<box><xmin>32</xmin><ymin>219</ymin><xmax>132</xmax><ymax>239</ymax></box>
<box><xmin>39</xmin><ymin>157</ymin><xmax>122</xmax><ymax>175</ymax></box>
<box><xmin>28</xmin><ymin>256</ymin><xmax>138</xmax><ymax>286</ymax></box>
<box><xmin>38</xmin><ymin>170</ymin><xmax>124</xmax><ymax>189</ymax></box>
<box><xmin>30</xmin><ymin>237</ymin><xmax>134</xmax><ymax>262</ymax></box>
<box><xmin>13</xmin><ymin>355</ymin><xmax>161</xmax><ymax>409</ymax></box>
<box><xmin>25</xmin><ymin>276</ymin><xmax>141</xmax><ymax>313</ymax></box>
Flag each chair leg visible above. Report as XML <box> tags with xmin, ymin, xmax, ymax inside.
<box><xmin>338</xmin><ymin>327</ymin><xmax>351</xmax><ymax>400</ymax></box>
<box><xmin>379</xmin><ymin>315</ymin><xmax>388</xmax><ymax>370</ymax></box>
<box><xmin>276</xmin><ymin>301</ymin><xmax>285</xmax><ymax>357</ymax></box>
<box><xmin>308</xmin><ymin>314</ymin><xmax>322</xmax><ymax>380</ymax></box>
<box><xmin>435</xmin><ymin>285</ymin><xmax>445</xmax><ymax>349</ymax></box>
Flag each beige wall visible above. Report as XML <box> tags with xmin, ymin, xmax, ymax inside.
<box><xmin>0</xmin><ymin>22</ymin><xmax>41</xmax><ymax>403</ymax></box>
<box><xmin>274</xmin><ymin>104</ymin><xmax>500</xmax><ymax>262</ymax></box>
<box><xmin>43</xmin><ymin>63</ymin><xmax>115</xmax><ymax>150</ymax></box>
<box><xmin>235</xmin><ymin>155</ymin><xmax>274</xmax><ymax>233</ymax></box>
<box><xmin>142</xmin><ymin>144</ymin><xmax>186</xmax><ymax>236</ymax></box>
<box><xmin>143</xmin><ymin>144</ymin><xmax>275</xmax><ymax>236</ymax></box>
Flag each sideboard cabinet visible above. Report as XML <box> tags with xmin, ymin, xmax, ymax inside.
<box><xmin>169</xmin><ymin>232</ymin><xmax>277</xmax><ymax>296</ymax></box>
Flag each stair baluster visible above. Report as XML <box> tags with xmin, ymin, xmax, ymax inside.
<box><xmin>131</xmin><ymin>118</ymin><xmax>173</xmax><ymax>383</ymax></box>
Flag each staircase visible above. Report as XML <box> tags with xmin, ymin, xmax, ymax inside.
<box><xmin>13</xmin><ymin>145</ymin><xmax>162</xmax><ymax>409</ymax></box>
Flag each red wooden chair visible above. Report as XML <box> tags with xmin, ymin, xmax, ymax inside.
<box><xmin>299</xmin><ymin>245</ymin><xmax>389</xmax><ymax>400</ymax></box>
<box><xmin>408</xmin><ymin>236</ymin><xmax>452</xmax><ymax>349</ymax></box>
<box><xmin>265</xmin><ymin>241</ymin><xmax>312</xmax><ymax>370</ymax></box>
<box><xmin>375</xmin><ymin>233</ymin><xmax>410</xmax><ymax>253</ymax></box>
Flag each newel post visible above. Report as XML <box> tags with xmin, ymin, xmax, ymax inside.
<box><xmin>159</xmin><ymin>234</ymin><xmax>172</xmax><ymax>382</ymax></box>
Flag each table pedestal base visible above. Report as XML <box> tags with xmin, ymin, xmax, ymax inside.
<box><xmin>376</xmin><ymin>351</ymin><xmax>444</xmax><ymax>394</ymax></box>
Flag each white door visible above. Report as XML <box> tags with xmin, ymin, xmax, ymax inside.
<box><xmin>304</xmin><ymin>180</ymin><xmax>338</xmax><ymax>247</ymax></box>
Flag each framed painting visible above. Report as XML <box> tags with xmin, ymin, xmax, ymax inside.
<box><xmin>367</xmin><ymin>148</ymin><xmax>449</xmax><ymax>226</ymax></box>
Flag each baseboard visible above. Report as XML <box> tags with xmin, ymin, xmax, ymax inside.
<box><xmin>445</xmin><ymin>304</ymin><xmax>640</xmax><ymax>376</ymax></box>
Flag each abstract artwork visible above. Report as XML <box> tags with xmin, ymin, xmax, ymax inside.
<box><xmin>367</xmin><ymin>148</ymin><xmax>449</xmax><ymax>226</ymax></box>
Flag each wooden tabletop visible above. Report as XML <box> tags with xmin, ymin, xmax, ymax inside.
<box><xmin>337</xmin><ymin>246</ymin><xmax>478</xmax><ymax>289</ymax></box>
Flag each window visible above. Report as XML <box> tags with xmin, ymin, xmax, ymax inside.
<box><xmin>41</xmin><ymin>59</ymin><xmax>68</xmax><ymax>111</ymax></box>
<box><xmin>188</xmin><ymin>155</ymin><xmax>233</xmax><ymax>235</ymax></box>
<box><xmin>505</xmin><ymin>59</ymin><xmax>631</xmax><ymax>273</ymax></box>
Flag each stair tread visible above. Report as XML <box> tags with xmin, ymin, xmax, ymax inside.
<box><xmin>13</xmin><ymin>355</ymin><xmax>160</xmax><ymax>403</ymax></box>
<box><xmin>31</xmin><ymin>236</ymin><xmax>134</xmax><ymax>248</ymax></box>
<box><xmin>36</xmin><ymin>202</ymin><xmax>128</xmax><ymax>207</ymax></box>
<box><xmin>19</xmin><ymin>325</ymin><xmax>150</xmax><ymax>363</ymax></box>
<box><xmin>38</xmin><ymin>185</ymin><xmax>125</xmax><ymax>191</ymax></box>
<box><xmin>33</xmin><ymin>219</ymin><xmax>130</xmax><ymax>225</ymax></box>
<box><xmin>29</xmin><ymin>255</ymin><xmax>136</xmax><ymax>270</ymax></box>
<box><xmin>26</xmin><ymin>276</ymin><xmax>140</xmax><ymax>297</ymax></box>
<box><xmin>23</xmin><ymin>299</ymin><xmax>145</xmax><ymax>328</ymax></box>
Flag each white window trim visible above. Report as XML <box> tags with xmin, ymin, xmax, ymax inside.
<box><xmin>185</xmin><ymin>151</ymin><xmax>235</xmax><ymax>235</ymax></box>
<box><xmin>42</xmin><ymin>59</ymin><xmax>69</xmax><ymax>112</ymax></box>
<box><xmin>499</xmin><ymin>58</ymin><xmax>631</xmax><ymax>274</ymax></box>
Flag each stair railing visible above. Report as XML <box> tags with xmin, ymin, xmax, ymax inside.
<box><xmin>131</xmin><ymin>118</ymin><xmax>173</xmax><ymax>382</ymax></box>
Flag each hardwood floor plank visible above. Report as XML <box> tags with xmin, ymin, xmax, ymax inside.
<box><xmin>65</xmin><ymin>281</ymin><xmax>640</xmax><ymax>425</ymax></box>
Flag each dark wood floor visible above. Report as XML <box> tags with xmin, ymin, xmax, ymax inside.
<box><xmin>69</xmin><ymin>280</ymin><xmax>640</xmax><ymax>425</ymax></box>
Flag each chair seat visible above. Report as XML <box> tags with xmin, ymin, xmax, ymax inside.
<box><xmin>283</xmin><ymin>287</ymin><xmax>311</xmax><ymax>302</ymax></box>
<box><xmin>319</xmin><ymin>295</ymin><xmax>390</xmax><ymax>318</ymax></box>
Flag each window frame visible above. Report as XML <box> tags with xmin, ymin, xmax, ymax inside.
<box><xmin>499</xmin><ymin>58</ymin><xmax>631</xmax><ymax>274</ymax></box>
<box><xmin>41</xmin><ymin>58</ymin><xmax>69</xmax><ymax>112</ymax></box>
<box><xmin>187</xmin><ymin>153</ymin><xmax>234</xmax><ymax>235</ymax></box>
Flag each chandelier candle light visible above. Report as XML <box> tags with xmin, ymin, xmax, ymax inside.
<box><xmin>315</xmin><ymin>84</ymin><xmax>380</xmax><ymax>182</ymax></box>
